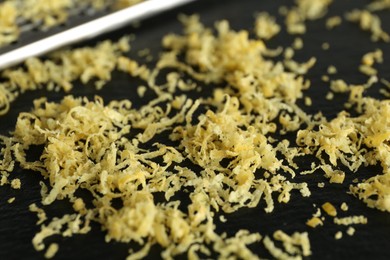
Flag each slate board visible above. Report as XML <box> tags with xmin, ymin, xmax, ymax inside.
<box><xmin>1</xmin><ymin>0</ymin><xmax>390</xmax><ymax>259</ymax></box>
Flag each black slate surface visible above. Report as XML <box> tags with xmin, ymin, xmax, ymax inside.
<box><xmin>1</xmin><ymin>0</ymin><xmax>390</xmax><ymax>259</ymax></box>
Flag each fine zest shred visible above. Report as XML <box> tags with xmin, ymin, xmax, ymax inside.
<box><xmin>360</xmin><ymin>49</ymin><xmax>383</xmax><ymax>76</ymax></box>
<box><xmin>283</xmin><ymin>0</ymin><xmax>333</xmax><ymax>34</ymax></box>
<box><xmin>0</xmin><ymin>36</ymin><xmax>131</xmax><ymax>115</ymax></box>
<box><xmin>11</xmin><ymin>95</ymin><xmax>266</xmax><ymax>259</ymax></box>
<box><xmin>334</xmin><ymin>215</ymin><xmax>368</xmax><ymax>225</ymax></box>
<box><xmin>345</xmin><ymin>9</ymin><xmax>390</xmax><ymax>42</ymax></box>
<box><xmin>368</xmin><ymin>0</ymin><xmax>390</xmax><ymax>11</ymax></box>
<box><xmin>263</xmin><ymin>230</ymin><xmax>311</xmax><ymax>260</ymax></box>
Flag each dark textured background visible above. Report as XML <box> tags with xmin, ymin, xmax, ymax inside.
<box><xmin>1</xmin><ymin>0</ymin><xmax>390</xmax><ymax>259</ymax></box>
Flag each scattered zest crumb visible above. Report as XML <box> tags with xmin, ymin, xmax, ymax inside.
<box><xmin>313</xmin><ymin>208</ymin><xmax>322</xmax><ymax>218</ymax></box>
<box><xmin>306</xmin><ymin>217</ymin><xmax>323</xmax><ymax>228</ymax></box>
<box><xmin>137</xmin><ymin>85</ymin><xmax>147</xmax><ymax>98</ymax></box>
<box><xmin>44</xmin><ymin>243</ymin><xmax>59</xmax><ymax>259</ymax></box>
<box><xmin>340</xmin><ymin>202</ymin><xmax>349</xmax><ymax>211</ymax></box>
<box><xmin>293</xmin><ymin>37</ymin><xmax>304</xmax><ymax>50</ymax></box>
<box><xmin>219</xmin><ymin>215</ymin><xmax>227</xmax><ymax>223</ymax></box>
<box><xmin>322</xmin><ymin>42</ymin><xmax>330</xmax><ymax>50</ymax></box>
<box><xmin>327</xmin><ymin>65</ymin><xmax>337</xmax><ymax>75</ymax></box>
<box><xmin>322</xmin><ymin>202</ymin><xmax>337</xmax><ymax>217</ymax></box>
<box><xmin>10</xmin><ymin>178</ymin><xmax>21</xmax><ymax>189</ymax></box>
<box><xmin>326</xmin><ymin>16</ymin><xmax>342</xmax><ymax>30</ymax></box>
<box><xmin>325</xmin><ymin>91</ymin><xmax>334</xmax><ymax>100</ymax></box>
<box><xmin>304</xmin><ymin>96</ymin><xmax>312</xmax><ymax>106</ymax></box>
<box><xmin>346</xmin><ymin>227</ymin><xmax>355</xmax><ymax>236</ymax></box>
<box><xmin>322</xmin><ymin>75</ymin><xmax>330</xmax><ymax>82</ymax></box>
<box><xmin>335</xmin><ymin>231</ymin><xmax>343</xmax><ymax>240</ymax></box>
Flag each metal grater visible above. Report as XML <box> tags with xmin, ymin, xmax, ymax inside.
<box><xmin>0</xmin><ymin>0</ymin><xmax>195</xmax><ymax>70</ymax></box>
